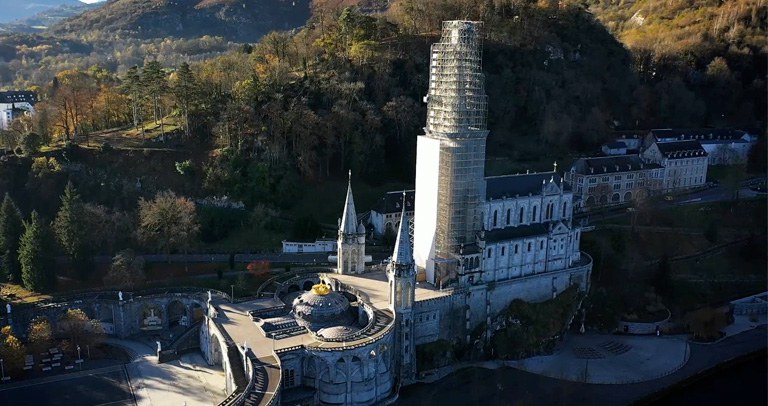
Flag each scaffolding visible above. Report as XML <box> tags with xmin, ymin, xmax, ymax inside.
<box><xmin>426</xmin><ymin>21</ymin><xmax>488</xmax><ymax>262</ymax></box>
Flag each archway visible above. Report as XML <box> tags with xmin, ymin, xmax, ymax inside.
<box><xmin>586</xmin><ymin>196</ymin><xmax>595</xmax><ymax>207</ymax></box>
<box><xmin>210</xmin><ymin>334</ymin><xmax>224</xmax><ymax>367</ymax></box>
<box><xmin>599</xmin><ymin>195</ymin><xmax>608</xmax><ymax>205</ymax></box>
<box><xmin>611</xmin><ymin>193</ymin><xmax>620</xmax><ymax>203</ymax></box>
<box><xmin>167</xmin><ymin>300</ymin><xmax>186</xmax><ymax>328</ymax></box>
<box><xmin>190</xmin><ymin>302</ymin><xmax>204</xmax><ymax>323</ymax></box>
<box><xmin>624</xmin><ymin>191</ymin><xmax>632</xmax><ymax>202</ymax></box>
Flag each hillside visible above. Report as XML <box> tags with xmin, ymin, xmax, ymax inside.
<box><xmin>0</xmin><ymin>0</ymin><xmax>85</xmax><ymax>23</ymax></box>
<box><xmin>0</xmin><ymin>2</ymin><xmax>101</xmax><ymax>33</ymax></box>
<box><xmin>49</xmin><ymin>0</ymin><xmax>313</xmax><ymax>41</ymax></box>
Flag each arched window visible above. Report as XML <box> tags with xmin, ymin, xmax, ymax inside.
<box><xmin>492</xmin><ymin>210</ymin><xmax>498</xmax><ymax>227</ymax></box>
<box><xmin>514</xmin><ymin>244</ymin><xmax>519</xmax><ymax>254</ymax></box>
<box><xmin>532</xmin><ymin>206</ymin><xmax>538</xmax><ymax>222</ymax></box>
<box><xmin>519</xmin><ymin>207</ymin><xmax>524</xmax><ymax>224</ymax></box>
<box><xmin>506</xmin><ymin>209</ymin><xmax>511</xmax><ymax>225</ymax></box>
<box><xmin>562</xmin><ymin>201</ymin><xmax>567</xmax><ymax>217</ymax></box>
<box><xmin>487</xmin><ymin>248</ymin><xmax>492</xmax><ymax>258</ymax></box>
<box><xmin>501</xmin><ymin>246</ymin><xmax>505</xmax><ymax>256</ymax></box>
<box><xmin>527</xmin><ymin>242</ymin><xmax>531</xmax><ymax>252</ymax></box>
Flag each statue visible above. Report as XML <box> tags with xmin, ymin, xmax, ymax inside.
<box><xmin>5</xmin><ymin>303</ymin><xmax>10</xmax><ymax>314</ymax></box>
<box><xmin>118</xmin><ymin>291</ymin><xmax>123</xmax><ymax>301</ymax></box>
<box><xmin>156</xmin><ymin>341</ymin><xmax>162</xmax><ymax>353</ymax></box>
<box><xmin>208</xmin><ymin>290</ymin><xmax>212</xmax><ymax>302</ymax></box>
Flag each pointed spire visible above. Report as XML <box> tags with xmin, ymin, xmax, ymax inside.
<box><xmin>392</xmin><ymin>192</ymin><xmax>412</xmax><ymax>265</ymax></box>
<box><xmin>340</xmin><ymin>170</ymin><xmax>358</xmax><ymax>235</ymax></box>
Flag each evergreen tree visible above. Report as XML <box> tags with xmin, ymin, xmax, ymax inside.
<box><xmin>172</xmin><ymin>62</ymin><xmax>197</xmax><ymax>139</ymax></box>
<box><xmin>121</xmin><ymin>65</ymin><xmax>144</xmax><ymax>136</ymax></box>
<box><xmin>53</xmin><ymin>182</ymin><xmax>90</xmax><ymax>279</ymax></box>
<box><xmin>141</xmin><ymin>60</ymin><xmax>167</xmax><ymax>125</ymax></box>
<box><xmin>0</xmin><ymin>194</ymin><xmax>23</xmax><ymax>282</ymax></box>
<box><xmin>19</xmin><ymin>211</ymin><xmax>56</xmax><ymax>293</ymax></box>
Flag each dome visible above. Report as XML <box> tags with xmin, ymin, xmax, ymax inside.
<box><xmin>357</xmin><ymin>222</ymin><xmax>366</xmax><ymax>234</ymax></box>
<box><xmin>292</xmin><ymin>284</ymin><xmax>354</xmax><ymax>330</ymax></box>
<box><xmin>316</xmin><ymin>325</ymin><xmax>360</xmax><ymax>340</ymax></box>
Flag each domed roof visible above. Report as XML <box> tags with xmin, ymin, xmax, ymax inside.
<box><xmin>316</xmin><ymin>325</ymin><xmax>360</xmax><ymax>340</ymax></box>
<box><xmin>292</xmin><ymin>284</ymin><xmax>354</xmax><ymax>330</ymax></box>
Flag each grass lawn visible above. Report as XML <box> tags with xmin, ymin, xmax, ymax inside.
<box><xmin>0</xmin><ymin>283</ymin><xmax>51</xmax><ymax>304</ymax></box>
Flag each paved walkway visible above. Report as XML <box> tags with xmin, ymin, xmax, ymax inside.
<box><xmin>507</xmin><ymin>333</ymin><xmax>689</xmax><ymax>384</ymax></box>
<box><xmin>106</xmin><ymin>338</ymin><xmax>226</xmax><ymax>406</ymax></box>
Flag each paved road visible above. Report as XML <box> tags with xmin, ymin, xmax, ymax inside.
<box><xmin>398</xmin><ymin>326</ymin><xmax>767</xmax><ymax>406</ymax></box>
<box><xmin>0</xmin><ymin>365</ymin><xmax>133</xmax><ymax>406</ymax></box>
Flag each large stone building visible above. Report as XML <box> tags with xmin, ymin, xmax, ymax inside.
<box><xmin>566</xmin><ymin>155</ymin><xmax>664</xmax><ymax>210</ymax></box>
<box><xmin>641</xmin><ymin>140</ymin><xmax>709</xmax><ymax>191</ymax></box>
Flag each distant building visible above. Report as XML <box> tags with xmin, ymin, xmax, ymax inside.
<box><xmin>0</xmin><ymin>91</ymin><xmax>37</xmax><ymax>131</ymax></box>
<box><xmin>369</xmin><ymin>190</ymin><xmax>414</xmax><ymax>237</ymax></box>
<box><xmin>644</xmin><ymin>128</ymin><xmax>756</xmax><ymax>166</ymax></box>
<box><xmin>641</xmin><ymin>140</ymin><xmax>708</xmax><ymax>191</ymax></box>
<box><xmin>281</xmin><ymin>239</ymin><xmax>336</xmax><ymax>253</ymax></box>
<box><xmin>602</xmin><ymin>142</ymin><xmax>628</xmax><ymax>156</ymax></box>
<box><xmin>609</xmin><ymin>130</ymin><xmax>645</xmax><ymax>153</ymax></box>
<box><xmin>565</xmin><ymin>155</ymin><xmax>663</xmax><ymax>210</ymax></box>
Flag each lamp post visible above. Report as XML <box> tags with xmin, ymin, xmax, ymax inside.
<box><xmin>77</xmin><ymin>345</ymin><xmax>82</xmax><ymax>370</ymax></box>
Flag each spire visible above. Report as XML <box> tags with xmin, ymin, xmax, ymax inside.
<box><xmin>340</xmin><ymin>170</ymin><xmax>358</xmax><ymax>235</ymax></box>
<box><xmin>392</xmin><ymin>192</ymin><xmax>412</xmax><ymax>265</ymax></box>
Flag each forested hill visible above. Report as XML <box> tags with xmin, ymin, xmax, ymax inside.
<box><xmin>49</xmin><ymin>0</ymin><xmax>312</xmax><ymax>41</ymax></box>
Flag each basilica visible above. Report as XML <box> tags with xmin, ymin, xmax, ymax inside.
<box><xmin>200</xmin><ymin>20</ymin><xmax>592</xmax><ymax>406</ymax></box>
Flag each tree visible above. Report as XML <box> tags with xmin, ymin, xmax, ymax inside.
<box><xmin>0</xmin><ymin>194</ymin><xmax>23</xmax><ymax>282</ymax></box>
<box><xmin>103</xmin><ymin>249</ymin><xmax>145</xmax><ymax>289</ymax></box>
<box><xmin>27</xmin><ymin>316</ymin><xmax>54</xmax><ymax>354</ymax></box>
<box><xmin>58</xmin><ymin>308</ymin><xmax>104</xmax><ymax>354</ymax></box>
<box><xmin>19</xmin><ymin>211</ymin><xmax>56</xmax><ymax>293</ymax></box>
<box><xmin>141</xmin><ymin>60</ymin><xmax>168</xmax><ymax>128</ymax></box>
<box><xmin>121</xmin><ymin>65</ymin><xmax>145</xmax><ymax>138</ymax></box>
<box><xmin>0</xmin><ymin>331</ymin><xmax>25</xmax><ymax>374</ymax></box>
<box><xmin>53</xmin><ymin>182</ymin><xmax>90</xmax><ymax>279</ymax></box>
<box><xmin>138</xmin><ymin>191</ymin><xmax>199</xmax><ymax>256</ymax></box>
<box><xmin>171</xmin><ymin>62</ymin><xmax>197</xmax><ymax>139</ymax></box>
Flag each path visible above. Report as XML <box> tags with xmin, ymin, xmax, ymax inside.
<box><xmin>105</xmin><ymin>338</ymin><xmax>226</xmax><ymax>406</ymax></box>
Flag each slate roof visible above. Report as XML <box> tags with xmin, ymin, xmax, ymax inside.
<box><xmin>605</xmin><ymin>142</ymin><xmax>627</xmax><ymax>149</ymax></box>
<box><xmin>655</xmin><ymin>140</ymin><xmax>707</xmax><ymax>159</ymax></box>
<box><xmin>373</xmin><ymin>190</ymin><xmax>414</xmax><ymax>214</ymax></box>
<box><xmin>0</xmin><ymin>91</ymin><xmax>37</xmax><ymax>105</ymax></box>
<box><xmin>571</xmin><ymin>155</ymin><xmax>661</xmax><ymax>175</ymax></box>
<box><xmin>485</xmin><ymin>171</ymin><xmax>569</xmax><ymax>199</ymax></box>
<box><xmin>486</xmin><ymin>223</ymin><xmax>548</xmax><ymax>243</ymax></box>
<box><xmin>650</xmin><ymin>128</ymin><xmax>748</xmax><ymax>143</ymax></box>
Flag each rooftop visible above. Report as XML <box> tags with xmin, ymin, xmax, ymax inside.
<box><xmin>571</xmin><ymin>155</ymin><xmax>662</xmax><ymax>175</ymax></box>
<box><xmin>650</xmin><ymin>128</ymin><xmax>749</xmax><ymax>142</ymax></box>
<box><xmin>485</xmin><ymin>171</ymin><xmax>570</xmax><ymax>199</ymax></box>
<box><xmin>655</xmin><ymin>140</ymin><xmax>708</xmax><ymax>159</ymax></box>
<box><xmin>485</xmin><ymin>223</ymin><xmax>549</xmax><ymax>243</ymax></box>
<box><xmin>0</xmin><ymin>91</ymin><xmax>37</xmax><ymax>105</ymax></box>
<box><xmin>373</xmin><ymin>190</ymin><xmax>415</xmax><ymax>214</ymax></box>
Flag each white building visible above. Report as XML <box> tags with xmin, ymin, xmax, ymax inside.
<box><xmin>369</xmin><ymin>190</ymin><xmax>414</xmax><ymax>237</ymax></box>
<box><xmin>0</xmin><ymin>91</ymin><xmax>37</xmax><ymax>131</ymax></box>
<box><xmin>641</xmin><ymin>140</ymin><xmax>708</xmax><ymax>191</ymax></box>
<box><xmin>644</xmin><ymin>128</ymin><xmax>756</xmax><ymax>166</ymax></box>
<box><xmin>281</xmin><ymin>239</ymin><xmax>336</xmax><ymax>253</ymax></box>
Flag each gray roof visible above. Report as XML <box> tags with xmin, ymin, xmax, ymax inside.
<box><xmin>655</xmin><ymin>140</ymin><xmax>707</xmax><ymax>159</ymax></box>
<box><xmin>373</xmin><ymin>190</ymin><xmax>414</xmax><ymax>214</ymax></box>
<box><xmin>486</xmin><ymin>223</ymin><xmax>548</xmax><ymax>243</ymax></box>
<box><xmin>485</xmin><ymin>171</ymin><xmax>569</xmax><ymax>199</ymax></box>
<box><xmin>605</xmin><ymin>142</ymin><xmax>627</xmax><ymax>149</ymax></box>
<box><xmin>650</xmin><ymin>128</ymin><xmax>747</xmax><ymax>142</ymax></box>
<box><xmin>0</xmin><ymin>91</ymin><xmax>37</xmax><ymax>105</ymax></box>
<box><xmin>571</xmin><ymin>155</ymin><xmax>661</xmax><ymax>175</ymax></box>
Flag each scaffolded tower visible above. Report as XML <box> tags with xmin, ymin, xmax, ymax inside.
<box><xmin>414</xmin><ymin>21</ymin><xmax>488</xmax><ymax>286</ymax></box>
